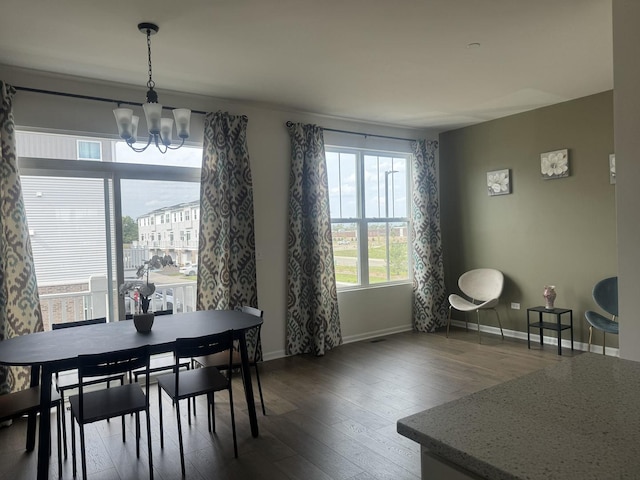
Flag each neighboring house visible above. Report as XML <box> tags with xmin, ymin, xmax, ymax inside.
<box><xmin>137</xmin><ymin>201</ymin><xmax>199</xmax><ymax>266</ymax></box>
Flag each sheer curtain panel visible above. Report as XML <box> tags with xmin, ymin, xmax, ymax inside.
<box><xmin>0</xmin><ymin>81</ymin><xmax>43</xmax><ymax>395</ymax></box>
<box><xmin>286</xmin><ymin>122</ymin><xmax>341</xmax><ymax>356</ymax></box>
<box><xmin>412</xmin><ymin>140</ymin><xmax>447</xmax><ymax>332</ymax></box>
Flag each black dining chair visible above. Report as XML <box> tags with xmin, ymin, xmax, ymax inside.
<box><xmin>192</xmin><ymin>306</ymin><xmax>266</xmax><ymax>415</ymax></box>
<box><xmin>51</xmin><ymin>317</ymin><xmax>125</xmax><ymax>458</ymax></box>
<box><xmin>157</xmin><ymin>330</ymin><xmax>237</xmax><ymax>476</ymax></box>
<box><xmin>0</xmin><ymin>385</ymin><xmax>64</xmax><ymax>478</ymax></box>
<box><xmin>68</xmin><ymin>345</ymin><xmax>153</xmax><ymax>480</ymax></box>
<box><xmin>128</xmin><ymin>309</ymin><xmax>191</xmax><ymax>383</ymax></box>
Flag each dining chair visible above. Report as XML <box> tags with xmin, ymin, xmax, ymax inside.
<box><xmin>129</xmin><ymin>309</ymin><xmax>191</xmax><ymax>383</ymax></box>
<box><xmin>157</xmin><ymin>330</ymin><xmax>237</xmax><ymax>476</ymax></box>
<box><xmin>192</xmin><ymin>305</ymin><xmax>266</xmax><ymax>415</ymax></box>
<box><xmin>447</xmin><ymin>268</ymin><xmax>504</xmax><ymax>342</ymax></box>
<box><xmin>51</xmin><ymin>317</ymin><xmax>125</xmax><ymax>458</ymax></box>
<box><xmin>68</xmin><ymin>345</ymin><xmax>153</xmax><ymax>480</ymax></box>
<box><xmin>0</xmin><ymin>385</ymin><xmax>64</xmax><ymax>477</ymax></box>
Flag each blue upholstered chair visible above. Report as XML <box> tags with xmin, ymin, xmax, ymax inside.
<box><xmin>585</xmin><ymin>276</ymin><xmax>618</xmax><ymax>355</ymax></box>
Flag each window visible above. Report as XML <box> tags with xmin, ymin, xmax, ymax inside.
<box><xmin>18</xmin><ymin>131</ymin><xmax>202</xmax><ymax>329</ymax></box>
<box><xmin>326</xmin><ymin>147</ymin><xmax>411</xmax><ymax>288</ymax></box>
<box><xmin>76</xmin><ymin>140</ymin><xmax>102</xmax><ymax>160</ymax></box>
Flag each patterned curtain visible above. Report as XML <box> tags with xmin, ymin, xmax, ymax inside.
<box><xmin>0</xmin><ymin>81</ymin><xmax>44</xmax><ymax>395</ymax></box>
<box><xmin>197</xmin><ymin>111</ymin><xmax>258</xmax><ymax>355</ymax></box>
<box><xmin>286</xmin><ymin>122</ymin><xmax>342</xmax><ymax>356</ymax></box>
<box><xmin>412</xmin><ymin>140</ymin><xmax>447</xmax><ymax>332</ymax></box>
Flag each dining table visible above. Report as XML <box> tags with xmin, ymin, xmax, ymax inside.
<box><xmin>0</xmin><ymin>309</ymin><xmax>263</xmax><ymax>480</ymax></box>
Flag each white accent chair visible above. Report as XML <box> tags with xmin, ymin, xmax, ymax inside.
<box><xmin>447</xmin><ymin>268</ymin><xmax>504</xmax><ymax>342</ymax></box>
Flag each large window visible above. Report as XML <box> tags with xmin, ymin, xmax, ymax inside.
<box><xmin>326</xmin><ymin>147</ymin><xmax>411</xmax><ymax>288</ymax></box>
<box><xmin>17</xmin><ymin>131</ymin><xmax>202</xmax><ymax>329</ymax></box>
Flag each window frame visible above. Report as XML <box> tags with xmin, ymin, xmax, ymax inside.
<box><xmin>76</xmin><ymin>139</ymin><xmax>102</xmax><ymax>161</ymax></box>
<box><xmin>325</xmin><ymin>145</ymin><xmax>412</xmax><ymax>291</ymax></box>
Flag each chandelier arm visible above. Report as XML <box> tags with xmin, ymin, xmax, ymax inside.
<box><xmin>166</xmin><ymin>138</ymin><xmax>187</xmax><ymax>150</ymax></box>
<box><xmin>126</xmin><ymin>135</ymin><xmax>154</xmax><ymax>153</ymax></box>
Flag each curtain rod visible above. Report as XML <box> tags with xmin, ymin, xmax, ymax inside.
<box><xmin>286</xmin><ymin>120</ymin><xmax>416</xmax><ymax>142</ymax></box>
<box><xmin>13</xmin><ymin>85</ymin><xmax>210</xmax><ymax>115</ymax></box>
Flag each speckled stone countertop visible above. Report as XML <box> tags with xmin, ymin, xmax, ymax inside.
<box><xmin>397</xmin><ymin>353</ymin><xmax>640</xmax><ymax>480</ymax></box>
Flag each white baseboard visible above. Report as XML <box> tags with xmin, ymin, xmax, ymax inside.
<box><xmin>341</xmin><ymin>324</ymin><xmax>414</xmax><ymax>345</ymax></box>
<box><xmin>448</xmin><ymin>319</ymin><xmax>620</xmax><ymax>357</ymax></box>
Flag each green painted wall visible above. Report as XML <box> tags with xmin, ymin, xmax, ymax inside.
<box><xmin>439</xmin><ymin>91</ymin><xmax>616</xmax><ymax>349</ymax></box>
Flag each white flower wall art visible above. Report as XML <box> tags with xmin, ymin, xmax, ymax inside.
<box><xmin>609</xmin><ymin>154</ymin><xmax>616</xmax><ymax>184</ymax></box>
<box><xmin>487</xmin><ymin>169</ymin><xmax>511</xmax><ymax>196</ymax></box>
<box><xmin>540</xmin><ymin>149</ymin><xmax>569</xmax><ymax>179</ymax></box>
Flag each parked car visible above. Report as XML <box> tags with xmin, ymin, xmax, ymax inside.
<box><xmin>180</xmin><ymin>264</ymin><xmax>198</xmax><ymax>276</ymax></box>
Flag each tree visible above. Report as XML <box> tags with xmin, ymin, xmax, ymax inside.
<box><xmin>122</xmin><ymin>216</ymin><xmax>138</xmax><ymax>244</ymax></box>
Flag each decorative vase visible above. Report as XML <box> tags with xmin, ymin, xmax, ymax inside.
<box><xmin>133</xmin><ymin>312</ymin><xmax>154</xmax><ymax>333</ymax></box>
<box><xmin>543</xmin><ymin>285</ymin><xmax>557</xmax><ymax>310</ymax></box>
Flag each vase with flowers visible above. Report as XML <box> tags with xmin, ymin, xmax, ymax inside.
<box><xmin>119</xmin><ymin>256</ymin><xmax>163</xmax><ymax>332</ymax></box>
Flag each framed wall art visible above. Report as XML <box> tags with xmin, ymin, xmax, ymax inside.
<box><xmin>540</xmin><ymin>149</ymin><xmax>569</xmax><ymax>180</ymax></box>
<box><xmin>487</xmin><ymin>169</ymin><xmax>511</xmax><ymax>196</ymax></box>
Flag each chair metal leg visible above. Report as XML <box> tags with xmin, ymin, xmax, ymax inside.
<box><xmin>176</xmin><ymin>400</ymin><xmax>186</xmax><ymax>477</ymax></box>
<box><xmin>494</xmin><ymin>308</ymin><xmax>504</xmax><ymax>339</ymax></box>
<box><xmin>229</xmin><ymin>386</ymin><xmax>238</xmax><ymax>458</ymax></box>
<box><xmin>71</xmin><ymin>414</ymin><xmax>77</xmax><ymax>478</ymax></box>
<box><xmin>588</xmin><ymin>326</ymin><xmax>593</xmax><ymax>353</ymax></box>
<box><xmin>56</xmin><ymin>403</ymin><xmax>62</xmax><ymax>478</ymax></box>
<box><xmin>254</xmin><ymin>364</ymin><xmax>266</xmax><ymax>416</ymax></box>
<box><xmin>603</xmin><ymin>332</ymin><xmax>606</xmax><ymax>355</ymax></box>
<box><xmin>158</xmin><ymin>384</ymin><xmax>164</xmax><ymax>449</ymax></box>
<box><xmin>446</xmin><ymin>306</ymin><xmax>452</xmax><ymax>337</ymax></box>
<box><xmin>79</xmin><ymin>424</ymin><xmax>87</xmax><ymax>480</ymax></box>
<box><xmin>146</xmin><ymin>407</ymin><xmax>154</xmax><ymax>480</ymax></box>
<box><xmin>476</xmin><ymin>310</ymin><xmax>482</xmax><ymax>343</ymax></box>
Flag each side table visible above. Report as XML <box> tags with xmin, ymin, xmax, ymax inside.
<box><xmin>526</xmin><ymin>306</ymin><xmax>573</xmax><ymax>355</ymax></box>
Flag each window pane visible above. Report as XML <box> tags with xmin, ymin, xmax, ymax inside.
<box><xmin>114</xmin><ymin>142</ymin><xmax>202</xmax><ymax>168</ymax></box>
<box><xmin>332</xmin><ymin>222</ymin><xmax>359</xmax><ymax>286</ymax></box>
<box><xmin>22</xmin><ymin>176</ymin><xmax>115</xmax><ymax>330</ymax></box>
<box><xmin>363</xmin><ymin>155</ymin><xmax>408</xmax><ymax>219</ymax></box>
<box><xmin>367</xmin><ymin>221</ymin><xmax>410</xmax><ymax>284</ymax></box>
<box><xmin>327</xmin><ymin>151</ymin><xmax>357</xmax><ymax>218</ymax></box>
<box><xmin>121</xmin><ymin>179</ymin><xmax>200</xmax><ymax>315</ymax></box>
<box><xmin>77</xmin><ymin>140</ymin><xmax>101</xmax><ymax>160</ymax></box>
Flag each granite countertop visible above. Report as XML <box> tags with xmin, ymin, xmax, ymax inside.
<box><xmin>397</xmin><ymin>353</ymin><xmax>640</xmax><ymax>480</ymax></box>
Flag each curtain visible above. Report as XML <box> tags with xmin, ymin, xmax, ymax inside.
<box><xmin>197</xmin><ymin>111</ymin><xmax>258</xmax><ymax>355</ymax></box>
<box><xmin>412</xmin><ymin>140</ymin><xmax>447</xmax><ymax>332</ymax></box>
<box><xmin>286</xmin><ymin>122</ymin><xmax>341</xmax><ymax>356</ymax></box>
<box><xmin>0</xmin><ymin>81</ymin><xmax>43</xmax><ymax>395</ymax></box>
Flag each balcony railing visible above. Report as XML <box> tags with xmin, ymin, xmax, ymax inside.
<box><xmin>39</xmin><ymin>278</ymin><xmax>198</xmax><ymax>331</ymax></box>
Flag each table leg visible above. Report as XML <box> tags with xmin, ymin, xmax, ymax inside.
<box><xmin>539</xmin><ymin>312</ymin><xmax>543</xmax><ymax>346</ymax></box>
<box><xmin>36</xmin><ymin>365</ymin><xmax>53</xmax><ymax>480</ymax></box>
<box><xmin>26</xmin><ymin>364</ymin><xmax>40</xmax><ymax>451</ymax></box>
<box><xmin>238</xmin><ymin>331</ymin><xmax>259</xmax><ymax>437</ymax></box>
<box><xmin>557</xmin><ymin>313</ymin><xmax>562</xmax><ymax>355</ymax></box>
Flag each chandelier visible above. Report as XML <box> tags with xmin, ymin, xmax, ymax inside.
<box><xmin>113</xmin><ymin>23</ymin><xmax>191</xmax><ymax>154</ymax></box>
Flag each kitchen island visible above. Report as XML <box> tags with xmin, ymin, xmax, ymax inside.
<box><xmin>397</xmin><ymin>353</ymin><xmax>640</xmax><ymax>479</ymax></box>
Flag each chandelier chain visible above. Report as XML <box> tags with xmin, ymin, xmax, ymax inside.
<box><xmin>146</xmin><ymin>29</ymin><xmax>155</xmax><ymax>90</ymax></box>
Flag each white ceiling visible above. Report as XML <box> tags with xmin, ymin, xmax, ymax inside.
<box><xmin>0</xmin><ymin>0</ymin><xmax>613</xmax><ymax>131</ymax></box>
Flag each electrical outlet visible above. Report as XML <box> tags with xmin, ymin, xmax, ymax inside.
<box><xmin>510</xmin><ymin>302</ymin><xmax>521</xmax><ymax>310</ymax></box>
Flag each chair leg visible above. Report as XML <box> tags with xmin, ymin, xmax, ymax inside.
<box><xmin>176</xmin><ymin>400</ymin><xmax>186</xmax><ymax>477</ymax></box>
<box><xmin>603</xmin><ymin>332</ymin><xmax>606</xmax><ymax>355</ymax></box>
<box><xmin>494</xmin><ymin>308</ymin><xmax>504</xmax><ymax>339</ymax></box>
<box><xmin>135</xmin><ymin>412</ymin><xmax>140</xmax><ymax>458</ymax></box>
<box><xmin>207</xmin><ymin>393</ymin><xmax>212</xmax><ymax>432</ymax></box>
<box><xmin>146</xmin><ymin>407</ymin><xmax>154</xmax><ymax>480</ymax></box>
<box><xmin>228</xmin><ymin>385</ymin><xmax>238</xmax><ymax>458</ymax></box>
<box><xmin>71</xmin><ymin>415</ymin><xmax>77</xmax><ymax>478</ymax></box>
<box><xmin>254</xmin><ymin>364</ymin><xmax>266</xmax><ymax>416</ymax></box>
<box><xmin>476</xmin><ymin>310</ymin><xmax>482</xmax><ymax>343</ymax></box>
<box><xmin>60</xmin><ymin>391</ymin><xmax>68</xmax><ymax>459</ymax></box>
<box><xmin>588</xmin><ymin>326</ymin><xmax>593</xmax><ymax>353</ymax></box>
<box><xmin>446</xmin><ymin>306</ymin><xmax>452</xmax><ymax>338</ymax></box>
<box><xmin>56</xmin><ymin>404</ymin><xmax>62</xmax><ymax>478</ymax></box>
<box><xmin>79</xmin><ymin>424</ymin><xmax>88</xmax><ymax>480</ymax></box>
<box><xmin>158</xmin><ymin>384</ymin><xmax>164</xmax><ymax>449</ymax></box>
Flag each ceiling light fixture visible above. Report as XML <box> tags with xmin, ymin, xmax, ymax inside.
<box><xmin>113</xmin><ymin>23</ymin><xmax>191</xmax><ymax>154</ymax></box>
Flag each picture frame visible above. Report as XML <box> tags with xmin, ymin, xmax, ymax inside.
<box><xmin>487</xmin><ymin>169</ymin><xmax>511</xmax><ymax>196</ymax></box>
<box><xmin>609</xmin><ymin>154</ymin><xmax>616</xmax><ymax>184</ymax></box>
<box><xmin>540</xmin><ymin>149</ymin><xmax>569</xmax><ymax>180</ymax></box>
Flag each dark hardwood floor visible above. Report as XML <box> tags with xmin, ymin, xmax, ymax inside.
<box><xmin>0</xmin><ymin>327</ymin><xmax>578</xmax><ymax>479</ymax></box>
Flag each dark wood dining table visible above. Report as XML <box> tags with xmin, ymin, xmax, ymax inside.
<box><xmin>0</xmin><ymin>309</ymin><xmax>263</xmax><ymax>480</ymax></box>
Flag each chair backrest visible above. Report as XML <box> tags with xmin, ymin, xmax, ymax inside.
<box><xmin>458</xmin><ymin>268</ymin><xmax>504</xmax><ymax>302</ymax></box>
<box><xmin>241</xmin><ymin>306</ymin><xmax>264</xmax><ymax>361</ymax></box>
<box><xmin>241</xmin><ymin>305</ymin><xmax>264</xmax><ymax>318</ymax></box>
<box><xmin>593</xmin><ymin>276</ymin><xmax>618</xmax><ymax>318</ymax></box>
<box><xmin>52</xmin><ymin>317</ymin><xmax>106</xmax><ymax>330</ymax></box>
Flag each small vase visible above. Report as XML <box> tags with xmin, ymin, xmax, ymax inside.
<box><xmin>133</xmin><ymin>312</ymin><xmax>154</xmax><ymax>333</ymax></box>
<box><xmin>543</xmin><ymin>285</ymin><xmax>557</xmax><ymax>310</ymax></box>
